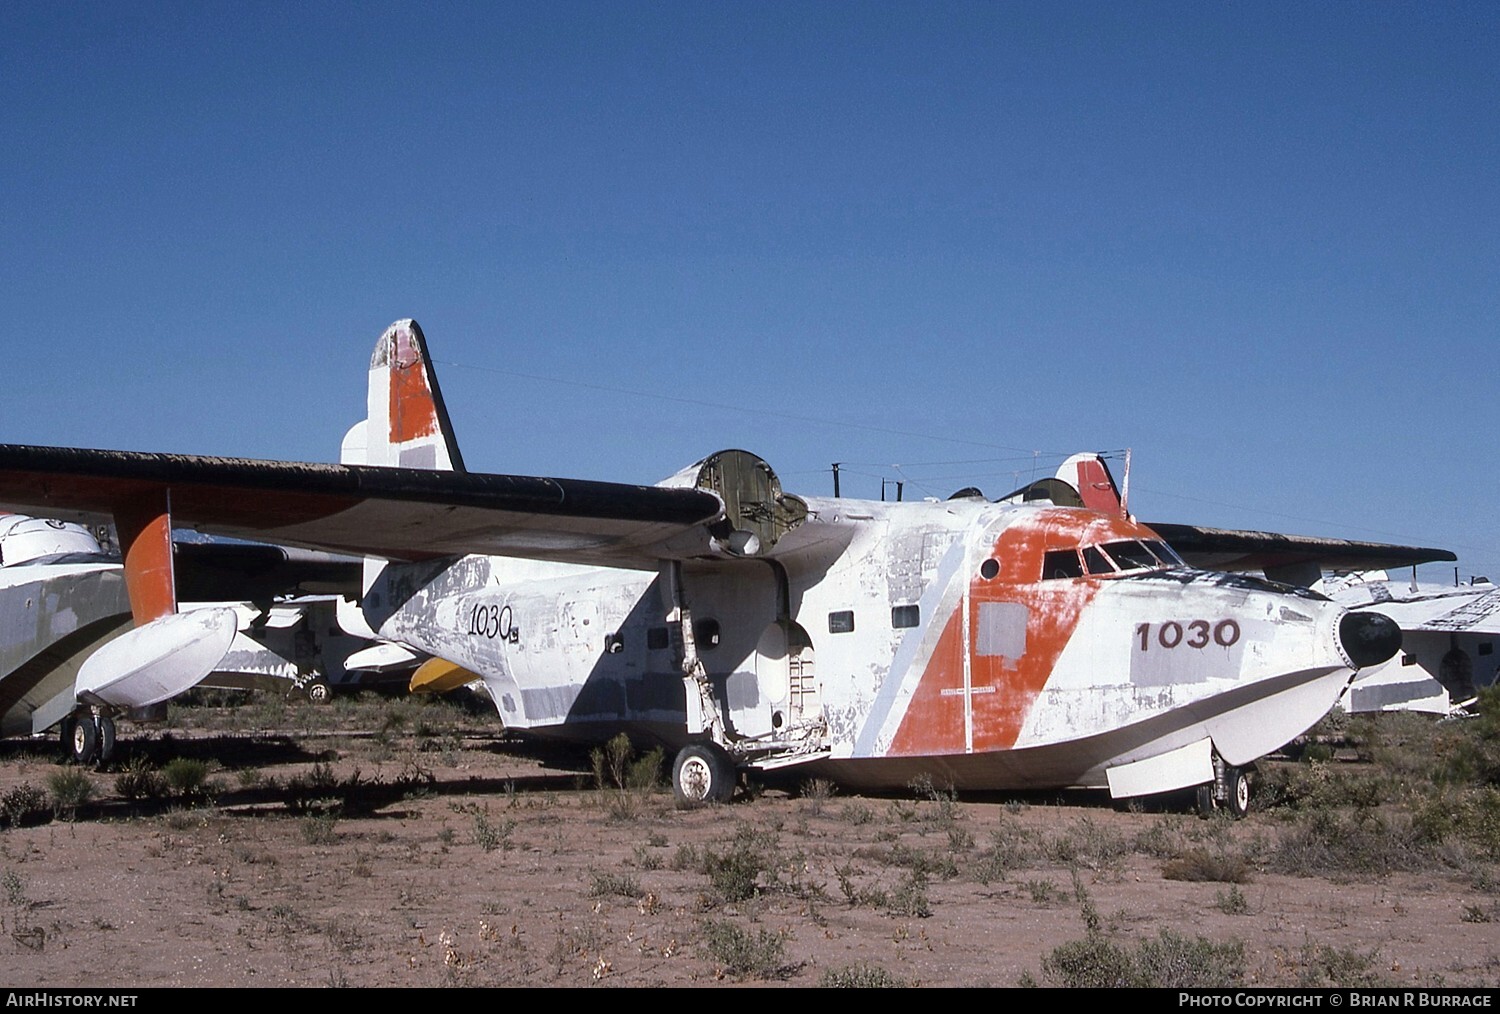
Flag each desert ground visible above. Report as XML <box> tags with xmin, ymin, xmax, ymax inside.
<box><xmin>1</xmin><ymin>692</ymin><xmax>1498</xmax><ymax>989</ymax></box>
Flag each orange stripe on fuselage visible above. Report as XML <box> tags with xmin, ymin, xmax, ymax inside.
<box><xmin>388</xmin><ymin>329</ymin><xmax>438</xmax><ymax>444</ymax></box>
<box><xmin>889</xmin><ymin>510</ymin><xmax>1161</xmax><ymax>756</ymax></box>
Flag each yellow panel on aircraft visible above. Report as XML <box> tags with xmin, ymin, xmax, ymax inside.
<box><xmin>409</xmin><ymin>657</ymin><xmax>480</xmax><ymax>695</ymax></box>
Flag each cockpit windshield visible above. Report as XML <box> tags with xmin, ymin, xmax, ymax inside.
<box><xmin>1040</xmin><ymin>539</ymin><xmax>1184</xmax><ymax>581</ymax></box>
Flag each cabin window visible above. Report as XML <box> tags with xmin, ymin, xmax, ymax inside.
<box><xmin>1082</xmin><ymin>546</ymin><xmax>1114</xmax><ymax>575</ymax></box>
<box><xmin>693</xmin><ymin>618</ymin><xmax>721</xmax><ymax>651</ymax></box>
<box><xmin>647</xmin><ymin>626</ymin><xmax>669</xmax><ymax>651</ymax></box>
<box><xmin>1401</xmin><ymin>654</ymin><xmax>1417</xmax><ymax>666</ymax></box>
<box><xmin>979</xmin><ymin>558</ymin><xmax>1000</xmax><ymax>580</ymax></box>
<box><xmin>1042</xmin><ymin>549</ymin><xmax>1083</xmax><ymax>581</ymax></box>
<box><xmin>1479</xmin><ymin>643</ymin><xmax>1493</xmax><ymax>656</ymax></box>
<box><xmin>828</xmin><ymin>610</ymin><xmax>855</xmax><ymax>634</ymax></box>
<box><xmin>892</xmin><ymin>604</ymin><xmax>920</xmax><ymax>629</ymax></box>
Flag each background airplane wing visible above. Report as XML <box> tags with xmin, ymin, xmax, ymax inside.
<box><xmin>1147</xmin><ymin>522</ymin><xmax>1457</xmax><ymax>587</ymax></box>
<box><xmin>1329</xmin><ymin>581</ymin><xmax>1500</xmax><ymax>634</ymax></box>
<box><xmin>0</xmin><ymin>444</ymin><xmax>726</xmax><ymax>568</ymax></box>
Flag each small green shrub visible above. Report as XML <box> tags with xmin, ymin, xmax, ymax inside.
<box><xmin>700</xmin><ymin>918</ymin><xmax>795</xmax><ymax>980</ymax></box>
<box><xmin>474</xmin><ymin>811</ymin><xmax>515</xmax><ymax>853</ymax></box>
<box><xmin>842</xmin><ymin>802</ymin><xmax>873</xmax><ymax>825</ymax></box>
<box><xmin>1271</xmin><ymin>809</ymin><xmax>1429</xmax><ymax>877</ymax></box>
<box><xmin>1</xmin><ymin>783</ymin><xmax>51</xmax><ymax>828</ymax></box>
<box><xmin>887</xmin><ymin>869</ymin><xmax>932</xmax><ymax>918</ymax></box>
<box><xmin>1291</xmin><ymin>942</ymin><xmax>1386</xmax><ymax>988</ymax></box>
<box><xmin>801</xmin><ymin>778</ymin><xmax>835</xmax><ymax>815</ymax></box>
<box><xmin>819</xmin><ymin>962</ymin><xmax>908</xmax><ymax>987</ymax></box>
<box><xmin>115</xmin><ymin>756</ymin><xmax>167</xmax><ymax>802</ymax></box>
<box><xmin>1041</xmin><ymin>930</ymin><xmax>1244</xmax><ymax>988</ymax></box>
<box><xmin>46</xmin><ymin>767</ymin><xmax>95</xmax><ymax>819</ymax></box>
<box><xmin>162</xmin><ymin>757</ymin><xmax>211</xmax><ymax>799</ymax></box>
<box><xmin>1214</xmin><ymin>885</ymin><xmax>1250</xmax><ymax>915</ymax></box>
<box><xmin>1024</xmin><ymin>879</ymin><xmax>1064</xmax><ymax>905</ymax></box>
<box><xmin>700</xmin><ymin>824</ymin><xmax>776</xmax><ymax>902</ymax></box>
<box><xmin>588</xmin><ymin>869</ymin><xmax>643</xmax><ymax>898</ymax></box>
<box><xmin>300</xmin><ymin>812</ymin><xmax>339</xmax><ymax>845</ymax></box>
<box><xmin>3</xmin><ymin>869</ymin><xmax>26</xmax><ymax>906</ymax></box>
<box><xmin>1045</xmin><ymin>817</ymin><xmax>1130</xmax><ymax>871</ymax></box>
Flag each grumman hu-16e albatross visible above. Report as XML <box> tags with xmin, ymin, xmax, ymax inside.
<box><xmin>0</xmin><ymin>321</ymin><xmax>1409</xmax><ymax>813</ymax></box>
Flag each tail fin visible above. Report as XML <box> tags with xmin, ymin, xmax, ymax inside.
<box><xmin>341</xmin><ymin>319</ymin><xmax>465</xmax><ymax>471</ymax></box>
<box><xmin>1056</xmin><ymin>453</ymin><xmax>1124</xmax><ymax>515</ymax></box>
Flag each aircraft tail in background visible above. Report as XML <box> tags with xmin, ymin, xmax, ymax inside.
<box><xmin>341</xmin><ymin>319</ymin><xmax>466</xmax><ymax>472</ymax></box>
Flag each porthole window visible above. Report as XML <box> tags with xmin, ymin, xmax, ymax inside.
<box><xmin>979</xmin><ymin>558</ymin><xmax>1000</xmax><ymax>580</ymax></box>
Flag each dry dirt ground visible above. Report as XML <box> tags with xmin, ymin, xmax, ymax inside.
<box><xmin>1</xmin><ymin>694</ymin><xmax>1498</xmax><ymax>989</ymax></box>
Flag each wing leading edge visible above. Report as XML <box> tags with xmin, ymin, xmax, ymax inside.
<box><xmin>0</xmin><ymin>444</ymin><xmax>726</xmax><ymax>568</ymax></box>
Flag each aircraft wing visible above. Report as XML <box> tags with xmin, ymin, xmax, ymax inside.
<box><xmin>0</xmin><ymin>444</ymin><xmax>726</xmax><ymax>569</ymax></box>
<box><xmin>1146</xmin><ymin>522</ymin><xmax>1456</xmax><ymax>587</ymax></box>
<box><xmin>1330</xmin><ymin>582</ymin><xmax>1500</xmax><ymax>635</ymax></box>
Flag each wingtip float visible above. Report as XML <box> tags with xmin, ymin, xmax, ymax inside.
<box><xmin>0</xmin><ymin>319</ymin><xmax>1437</xmax><ymax>814</ymax></box>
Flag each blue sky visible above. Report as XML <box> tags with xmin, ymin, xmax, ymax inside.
<box><xmin>3</xmin><ymin>2</ymin><xmax>1496</xmax><ymax>579</ymax></box>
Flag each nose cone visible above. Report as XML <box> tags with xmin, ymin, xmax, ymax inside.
<box><xmin>1338</xmin><ymin>611</ymin><xmax>1403</xmax><ymax>669</ymax></box>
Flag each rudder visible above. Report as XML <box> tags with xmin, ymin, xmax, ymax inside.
<box><xmin>342</xmin><ymin>319</ymin><xmax>466</xmax><ymax>471</ymax></box>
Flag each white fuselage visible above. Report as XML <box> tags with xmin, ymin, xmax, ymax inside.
<box><xmin>369</xmin><ymin>495</ymin><xmax>1364</xmax><ymax>795</ymax></box>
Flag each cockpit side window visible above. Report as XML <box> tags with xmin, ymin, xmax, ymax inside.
<box><xmin>1042</xmin><ymin>549</ymin><xmax>1084</xmax><ymax>581</ymax></box>
<box><xmin>1082</xmin><ymin>546</ymin><xmax>1115</xmax><ymax>575</ymax></box>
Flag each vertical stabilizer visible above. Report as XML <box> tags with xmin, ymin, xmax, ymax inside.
<box><xmin>352</xmin><ymin>319</ymin><xmax>466</xmax><ymax>472</ymax></box>
<box><xmin>1057</xmin><ymin>453</ymin><xmax>1123</xmax><ymax>515</ymax></box>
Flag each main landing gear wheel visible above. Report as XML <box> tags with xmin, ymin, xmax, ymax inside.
<box><xmin>1225</xmin><ymin>765</ymin><xmax>1251</xmax><ymax>818</ymax></box>
<box><xmin>67</xmin><ymin>712</ymin><xmax>100</xmax><ymax>765</ymax></box>
<box><xmin>304</xmin><ymin>679</ymin><xmax>332</xmax><ymax>704</ymax></box>
<box><xmin>1196</xmin><ymin>765</ymin><xmax>1252</xmax><ymax>819</ymax></box>
<box><xmin>97</xmin><ymin>715</ymin><xmax>118</xmax><ymax>765</ymax></box>
<box><xmin>671</xmin><ymin>743</ymin><xmax>736</xmax><ymax>807</ymax></box>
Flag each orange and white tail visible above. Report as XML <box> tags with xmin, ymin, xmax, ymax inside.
<box><xmin>1055</xmin><ymin>452</ymin><xmax>1125</xmax><ymax>515</ymax></box>
<box><xmin>340</xmin><ymin>319</ymin><xmax>466</xmax><ymax>610</ymax></box>
<box><xmin>341</xmin><ymin>319</ymin><xmax>465</xmax><ymax>472</ymax></box>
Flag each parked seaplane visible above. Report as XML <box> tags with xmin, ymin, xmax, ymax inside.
<box><xmin>0</xmin><ymin>321</ymin><xmax>1416</xmax><ymax>813</ymax></box>
<box><xmin>0</xmin><ymin>511</ymin><xmax>361</xmax><ymax>760</ymax></box>
<box><xmin>1324</xmin><ymin>572</ymin><xmax>1499</xmax><ymax>715</ymax></box>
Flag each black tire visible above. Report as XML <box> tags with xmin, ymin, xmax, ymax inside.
<box><xmin>671</xmin><ymin>743</ymin><xmax>735</xmax><ymax>806</ymax></box>
<box><xmin>305</xmin><ymin>679</ymin><xmax>332</xmax><ymax>704</ymax></box>
<box><xmin>70</xmin><ymin>712</ymin><xmax>100</xmax><ymax>765</ymax></box>
<box><xmin>58</xmin><ymin>714</ymin><xmax>76</xmax><ymax>759</ymax></box>
<box><xmin>97</xmin><ymin>715</ymin><xmax>118</xmax><ymax>764</ymax></box>
<box><xmin>1195</xmin><ymin>782</ymin><xmax>1217</xmax><ymax>818</ymax></box>
<box><xmin>1224</xmin><ymin>766</ymin><xmax>1251</xmax><ymax>819</ymax></box>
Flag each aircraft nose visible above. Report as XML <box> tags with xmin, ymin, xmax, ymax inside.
<box><xmin>1338</xmin><ymin>611</ymin><xmax>1402</xmax><ymax>669</ymax></box>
